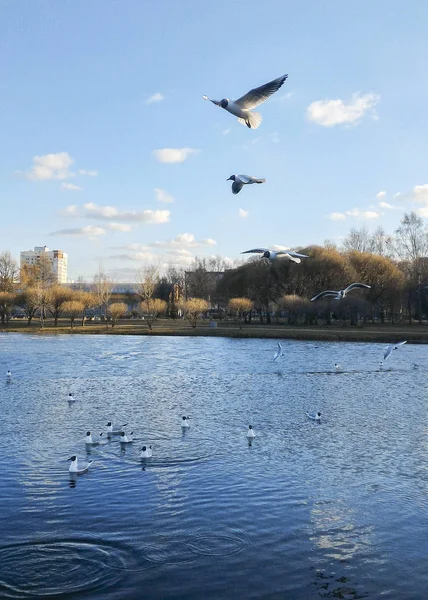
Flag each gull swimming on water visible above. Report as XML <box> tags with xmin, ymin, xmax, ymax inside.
<box><xmin>306</xmin><ymin>411</ymin><xmax>321</xmax><ymax>421</ymax></box>
<box><xmin>68</xmin><ymin>455</ymin><xmax>92</xmax><ymax>474</ymax></box>
<box><xmin>68</xmin><ymin>393</ymin><xmax>76</xmax><ymax>401</ymax></box>
<box><xmin>140</xmin><ymin>445</ymin><xmax>153</xmax><ymax>459</ymax></box>
<box><xmin>247</xmin><ymin>425</ymin><xmax>255</xmax><ymax>438</ymax></box>
<box><xmin>203</xmin><ymin>74</ymin><xmax>288</xmax><ymax>129</ymax></box>
<box><xmin>335</xmin><ymin>363</ymin><xmax>342</xmax><ymax>371</ymax></box>
<box><xmin>227</xmin><ymin>174</ymin><xmax>266</xmax><ymax>195</ymax></box>
<box><xmin>84</xmin><ymin>431</ymin><xmax>106</xmax><ymax>446</ymax></box>
<box><xmin>120</xmin><ymin>431</ymin><xmax>134</xmax><ymax>444</ymax></box>
<box><xmin>311</xmin><ymin>283</ymin><xmax>371</xmax><ymax>302</ymax></box>
<box><xmin>106</xmin><ymin>422</ymin><xmax>128</xmax><ymax>435</ymax></box>
<box><xmin>241</xmin><ymin>247</ymin><xmax>309</xmax><ymax>264</ymax></box>
<box><xmin>6</xmin><ymin>370</ymin><xmax>12</xmax><ymax>379</ymax></box>
<box><xmin>383</xmin><ymin>341</ymin><xmax>407</xmax><ymax>362</ymax></box>
<box><xmin>181</xmin><ymin>416</ymin><xmax>190</xmax><ymax>428</ymax></box>
<box><xmin>273</xmin><ymin>343</ymin><xmax>284</xmax><ymax>361</ymax></box>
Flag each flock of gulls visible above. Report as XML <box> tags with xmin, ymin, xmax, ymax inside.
<box><xmin>6</xmin><ymin>335</ymin><xmax>413</xmax><ymax>477</ymax></box>
<box><xmin>3</xmin><ymin>74</ymin><xmax>418</xmax><ymax>477</ymax></box>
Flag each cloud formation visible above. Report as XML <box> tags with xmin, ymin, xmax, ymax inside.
<box><xmin>153</xmin><ymin>148</ymin><xmax>200</xmax><ymax>164</ymax></box>
<box><xmin>78</xmin><ymin>169</ymin><xmax>98</xmax><ymax>177</ymax></box>
<box><xmin>148</xmin><ymin>233</ymin><xmax>216</xmax><ymax>248</ymax></box>
<box><xmin>24</xmin><ymin>152</ymin><xmax>74</xmax><ymax>181</ymax></box>
<box><xmin>61</xmin><ymin>182</ymin><xmax>82</xmax><ymax>191</ymax></box>
<box><xmin>238</xmin><ymin>208</ymin><xmax>249</xmax><ymax>218</ymax></box>
<box><xmin>328</xmin><ymin>208</ymin><xmax>381</xmax><ymax>221</ymax></box>
<box><xmin>154</xmin><ymin>187</ymin><xmax>174</xmax><ymax>203</ymax></box>
<box><xmin>146</xmin><ymin>92</ymin><xmax>164</xmax><ymax>105</ymax></box>
<box><xmin>409</xmin><ymin>183</ymin><xmax>428</xmax><ymax>216</ymax></box>
<box><xmin>307</xmin><ymin>93</ymin><xmax>380</xmax><ymax>127</ymax></box>
<box><xmin>376</xmin><ymin>191</ymin><xmax>386</xmax><ymax>198</ymax></box>
<box><xmin>62</xmin><ymin>203</ymin><xmax>170</xmax><ymax>224</ymax></box>
<box><xmin>50</xmin><ymin>225</ymin><xmax>106</xmax><ymax>237</ymax></box>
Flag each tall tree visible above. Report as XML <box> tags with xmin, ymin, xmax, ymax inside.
<box><xmin>0</xmin><ymin>251</ymin><xmax>19</xmax><ymax>292</ymax></box>
<box><xmin>93</xmin><ymin>266</ymin><xmax>115</xmax><ymax>318</ymax></box>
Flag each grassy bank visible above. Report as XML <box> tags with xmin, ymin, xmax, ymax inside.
<box><xmin>2</xmin><ymin>318</ymin><xmax>428</xmax><ymax>343</ymax></box>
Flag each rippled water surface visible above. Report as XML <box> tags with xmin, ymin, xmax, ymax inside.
<box><xmin>1</xmin><ymin>333</ymin><xmax>427</xmax><ymax>599</ymax></box>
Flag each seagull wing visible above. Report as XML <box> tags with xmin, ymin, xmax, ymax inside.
<box><xmin>236</xmin><ymin>174</ymin><xmax>253</xmax><ymax>183</ymax></box>
<box><xmin>235</xmin><ymin>75</ymin><xmax>288</xmax><ymax>109</ymax></box>
<box><xmin>241</xmin><ymin>248</ymin><xmax>269</xmax><ymax>254</ymax></box>
<box><xmin>232</xmin><ymin>180</ymin><xmax>244</xmax><ymax>194</ymax></box>
<box><xmin>383</xmin><ymin>345</ymin><xmax>393</xmax><ymax>361</ymax></box>
<box><xmin>287</xmin><ymin>251</ymin><xmax>309</xmax><ymax>259</ymax></box>
<box><xmin>203</xmin><ymin>95</ymin><xmax>221</xmax><ymax>106</ymax></box>
<box><xmin>311</xmin><ymin>290</ymin><xmax>338</xmax><ymax>301</ymax></box>
<box><xmin>394</xmin><ymin>340</ymin><xmax>407</xmax><ymax>348</ymax></box>
<box><xmin>278</xmin><ymin>252</ymin><xmax>301</xmax><ymax>263</ymax></box>
<box><xmin>344</xmin><ymin>283</ymin><xmax>372</xmax><ymax>293</ymax></box>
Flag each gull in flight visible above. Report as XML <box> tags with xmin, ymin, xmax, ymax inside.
<box><xmin>227</xmin><ymin>174</ymin><xmax>266</xmax><ymax>194</ymax></box>
<box><xmin>311</xmin><ymin>283</ymin><xmax>371</xmax><ymax>302</ymax></box>
<box><xmin>273</xmin><ymin>343</ymin><xmax>284</xmax><ymax>361</ymax></box>
<box><xmin>383</xmin><ymin>341</ymin><xmax>407</xmax><ymax>362</ymax></box>
<box><xmin>241</xmin><ymin>247</ymin><xmax>309</xmax><ymax>264</ymax></box>
<box><xmin>68</xmin><ymin>455</ymin><xmax>92</xmax><ymax>475</ymax></box>
<box><xmin>203</xmin><ymin>74</ymin><xmax>288</xmax><ymax>129</ymax></box>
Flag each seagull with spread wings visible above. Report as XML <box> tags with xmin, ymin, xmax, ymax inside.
<box><xmin>227</xmin><ymin>174</ymin><xmax>266</xmax><ymax>194</ymax></box>
<box><xmin>311</xmin><ymin>283</ymin><xmax>371</xmax><ymax>302</ymax></box>
<box><xmin>203</xmin><ymin>74</ymin><xmax>288</xmax><ymax>129</ymax></box>
<box><xmin>383</xmin><ymin>340</ymin><xmax>407</xmax><ymax>362</ymax></box>
<box><xmin>241</xmin><ymin>247</ymin><xmax>309</xmax><ymax>264</ymax></box>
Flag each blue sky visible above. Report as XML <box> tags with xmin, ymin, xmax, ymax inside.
<box><xmin>1</xmin><ymin>0</ymin><xmax>428</xmax><ymax>281</ymax></box>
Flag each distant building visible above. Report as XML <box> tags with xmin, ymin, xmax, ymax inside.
<box><xmin>20</xmin><ymin>246</ymin><xmax>68</xmax><ymax>283</ymax></box>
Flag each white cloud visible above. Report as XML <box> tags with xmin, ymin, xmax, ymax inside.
<box><xmin>78</xmin><ymin>169</ymin><xmax>98</xmax><ymax>177</ymax></box>
<box><xmin>50</xmin><ymin>225</ymin><xmax>106</xmax><ymax>237</ymax></box>
<box><xmin>278</xmin><ymin>91</ymin><xmax>294</xmax><ymax>102</ymax></box>
<box><xmin>376</xmin><ymin>191</ymin><xmax>386</xmax><ymax>198</ymax></box>
<box><xmin>238</xmin><ymin>208</ymin><xmax>249</xmax><ymax>218</ymax></box>
<box><xmin>146</xmin><ymin>92</ymin><xmax>164</xmax><ymax>105</ymax></box>
<box><xmin>61</xmin><ymin>182</ymin><xmax>82</xmax><ymax>191</ymax></box>
<box><xmin>62</xmin><ymin>203</ymin><xmax>170</xmax><ymax>224</ymax></box>
<box><xmin>24</xmin><ymin>152</ymin><xmax>74</xmax><ymax>181</ymax></box>
<box><xmin>108</xmin><ymin>252</ymin><xmax>157</xmax><ymax>262</ymax></box>
<box><xmin>222</xmin><ymin>129</ymin><xmax>231</xmax><ymax>136</ymax></box>
<box><xmin>328</xmin><ymin>208</ymin><xmax>381</xmax><ymax>221</ymax></box>
<box><xmin>410</xmin><ymin>184</ymin><xmax>428</xmax><ymax>203</ymax></box>
<box><xmin>154</xmin><ymin>187</ymin><xmax>175</xmax><ymax>203</ymax></box>
<box><xmin>307</xmin><ymin>92</ymin><xmax>380</xmax><ymax>127</ymax></box>
<box><xmin>394</xmin><ymin>192</ymin><xmax>402</xmax><ymax>199</ymax></box>
<box><xmin>148</xmin><ymin>233</ymin><xmax>216</xmax><ymax>248</ymax></box>
<box><xmin>108</xmin><ymin>223</ymin><xmax>132</xmax><ymax>232</ymax></box>
<box><xmin>328</xmin><ymin>212</ymin><xmax>347</xmax><ymax>221</ymax></box>
<box><xmin>153</xmin><ymin>148</ymin><xmax>200</xmax><ymax>164</ymax></box>
<box><xmin>379</xmin><ymin>201</ymin><xmax>393</xmax><ymax>209</ymax></box>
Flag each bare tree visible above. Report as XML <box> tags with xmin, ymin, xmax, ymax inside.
<box><xmin>136</xmin><ymin>264</ymin><xmax>160</xmax><ymax>302</ymax></box>
<box><xmin>0</xmin><ymin>251</ymin><xmax>19</xmax><ymax>292</ymax></box>
<box><xmin>93</xmin><ymin>266</ymin><xmax>115</xmax><ymax>319</ymax></box>
<box><xmin>0</xmin><ymin>291</ymin><xmax>15</xmax><ymax>325</ymax></box>
<box><xmin>140</xmin><ymin>298</ymin><xmax>167</xmax><ymax>330</ymax></box>
<box><xmin>342</xmin><ymin>227</ymin><xmax>372</xmax><ymax>253</ymax></box>
<box><xmin>228</xmin><ymin>297</ymin><xmax>253</xmax><ymax>329</ymax></box>
<box><xmin>108</xmin><ymin>302</ymin><xmax>128</xmax><ymax>327</ymax></box>
<box><xmin>178</xmin><ymin>298</ymin><xmax>209</xmax><ymax>328</ymax></box>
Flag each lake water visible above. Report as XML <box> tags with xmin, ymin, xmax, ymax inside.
<box><xmin>0</xmin><ymin>333</ymin><xmax>427</xmax><ymax>599</ymax></box>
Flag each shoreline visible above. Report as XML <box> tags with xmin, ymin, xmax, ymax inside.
<box><xmin>2</xmin><ymin>320</ymin><xmax>428</xmax><ymax>343</ymax></box>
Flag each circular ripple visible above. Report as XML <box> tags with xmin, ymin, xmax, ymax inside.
<box><xmin>0</xmin><ymin>539</ymin><xmax>136</xmax><ymax>598</ymax></box>
<box><xmin>187</xmin><ymin>531</ymin><xmax>249</xmax><ymax>557</ymax></box>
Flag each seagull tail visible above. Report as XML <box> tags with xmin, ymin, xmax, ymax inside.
<box><xmin>255</xmin><ymin>178</ymin><xmax>266</xmax><ymax>184</ymax></box>
<box><xmin>238</xmin><ymin>111</ymin><xmax>262</xmax><ymax>129</ymax></box>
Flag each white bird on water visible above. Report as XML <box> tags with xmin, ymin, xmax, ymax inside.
<box><xmin>106</xmin><ymin>422</ymin><xmax>128</xmax><ymax>435</ymax></box>
<box><xmin>68</xmin><ymin>455</ymin><xmax>92</xmax><ymax>474</ymax></box>
<box><xmin>181</xmin><ymin>416</ymin><xmax>190</xmax><ymax>428</ymax></box>
<box><xmin>383</xmin><ymin>341</ymin><xmax>407</xmax><ymax>362</ymax></box>
<box><xmin>84</xmin><ymin>431</ymin><xmax>106</xmax><ymax>446</ymax></box>
<box><xmin>6</xmin><ymin>370</ymin><xmax>12</xmax><ymax>379</ymax></box>
<box><xmin>335</xmin><ymin>363</ymin><xmax>342</xmax><ymax>371</ymax></box>
<box><xmin>120</xmin><ymin>431</ymin><xmax>134</xmax><ymax>444</ymax></box>
<box><xmin>247</xmin><ymin>425</ymin><xmax>255</xmax><ymax>438</ymax></box>
<box><xmin>311</xmin><ymin>283</ymin><xmax>371</xmax><ymax>302</ymax></box>
<box><xmin>68</xmin><ymin>393</ymin><xmax>76</xmax><ymax>402</ymax></box>
<box><xmin>241</xmin><ymin>247</ymin><xmax>309</xmax><ymax>264</ymax></box>
<box><xmin>140</xmin><ymin>445</ymin><xmax>153</xmax><ymax>459</ymax></box>
<box><xmin>227</xmin><ymin>174</ymin><xmax>266</xmax><ymax>195</ymax></box>
<box><xmin>203</xmin><ymin>74</ymin><xmax>288</xmax><ymax>129</ymax></box>
<box><xmin>273</xmin><ymin>343</ymin><xmax>284</xmax><ymax>361</ymax></box>
<box><xmin>306</xmin><ymin>411</ymin><xmax>321</xmax><ymax>421</ymax></box>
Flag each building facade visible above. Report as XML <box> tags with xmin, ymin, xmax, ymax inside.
<box><xmin>20</xmin><ymin>246</ymin><xmax>68</xmax><ymax>283</ymax></box>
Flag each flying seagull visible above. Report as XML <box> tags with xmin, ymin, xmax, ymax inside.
<box><xmin>203</xmin><ymin>74</ymin><xmax>288</xmax><ymax>129</ymax></box>
<box><xmin>227</xmin><ymin>174</ymin><xmax>266</xmax><ymax>194</ymax></box>
<box><xmin>383</xmin><ymin>340</ymin><xmax>407</xmax><ymax>362</ymax></box>
<box><xmin>311</xmin><ymin>283</ymin><xmax>371</xmax><ymax>302</ymax></box>
<box><xmin>273</xmin><ymin>343</ymin><xmax>284</xmax><ymax>361</ymax></box>
<box><xmin>241</xmin><ymin>247</ymin><xmax>309</xmax><ymax>264</ymax></box>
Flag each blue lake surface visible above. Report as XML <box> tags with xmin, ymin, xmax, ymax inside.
<box><xmin>0</xmin><ymin>333</ymin><xmax>427</xmax><ymax>599</ymax></box>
